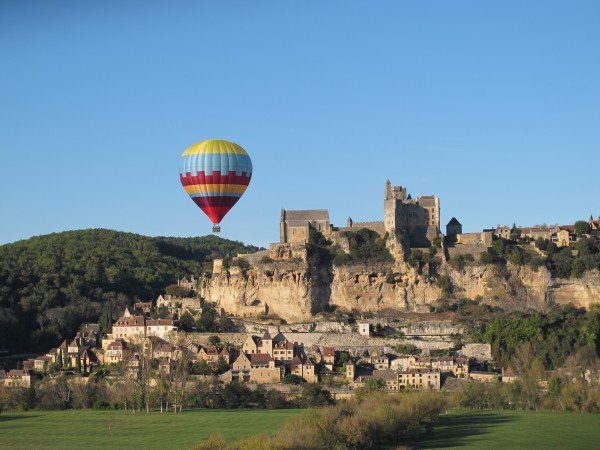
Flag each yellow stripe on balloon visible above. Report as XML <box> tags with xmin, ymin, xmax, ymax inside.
<box><xmin>184</xmin><ymin>184</ymin><xmax>249</xmax><ymax>195</ymax></box>
<box><xmin>182</xmin><ymin>140</ymin><xmax>249</xmax><ymax>156</ymax></box>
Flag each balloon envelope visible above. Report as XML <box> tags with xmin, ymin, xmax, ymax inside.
<box><xmin>179</xmin><ymin>140</ymin><xmax>252</xmax><ymax>227</ymax></box>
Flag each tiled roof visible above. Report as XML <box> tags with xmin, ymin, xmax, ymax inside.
<box><xmin>146</xmin><ymin>319</ymin><xmax>174</xmax><ymax>326</ymax></box>
<box><xmin>203</xmin><ymin>346</ymin><xmax>219</xmax><ymax>355</ymax></box>
<box><xmin>373</xmin><ymin>370</ymin><xmax>398</xmax><ymax>381</ymax></box>
<box><xmin>284</xmin><ymin>209</ymin><xmax>329</xmax><ymax>221</ymax></box>
<box><xmin>274</xmin><ymin>340</ymin><xmax>293</xmax><ymax>350</ymax></box>
<box><xmin>250</xmin><ymin>353</ymin><xmax>273</xmax><ymax>364</ymax></box>
<box><xmin>114</xmin><ymin>316</ymin><xmax>146</xmax><ymax>327</ymax></box>
<box><xmin>107</xmin><ymin>339</ymin><xmax>127</xmax><ymax>350</ymax></box>
<box><xmin>447</xmin><ymin>217</ymin><xmax>461</xmax><ymax>226</ymax></box>
<box><xmin>323</xmin><ymin>347</ymin><xmax>335</xmax><ymax>357</ymax></box>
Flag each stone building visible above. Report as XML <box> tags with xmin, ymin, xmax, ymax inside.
<box><xmin>384</xmin><ymin>180</ymin><xmax>440</xmax><ymax>247</ymax></box>
<box><xmin>280</xmin><ymin>209</ymin><xmax>331</xmax><ymax>243</ymax></box>
<box><xmin>446</xmin><ymin>217</ymin><xmax>462</xmax><ymax>241</ymax></box>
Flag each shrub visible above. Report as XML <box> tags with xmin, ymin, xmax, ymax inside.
<box><xmin>333</xmin><ymin>228</ymin><xmax>393</xmax><ymax>266</ymax></box>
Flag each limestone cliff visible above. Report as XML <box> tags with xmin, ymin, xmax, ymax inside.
<box><xmin>201</xmin><ymin>259</ymin><xmax>600</xmax><ymax>322</ymax></box>
<box><xmin>549</xmin><ymin>270</ymin><xmax>600</xmax><ymax>309</ymax></box>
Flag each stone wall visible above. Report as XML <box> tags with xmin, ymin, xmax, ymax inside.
<box><xmin>458</xmin><ymin>343</ymin><xmax>493</xmax><ymax>362</ymax></box>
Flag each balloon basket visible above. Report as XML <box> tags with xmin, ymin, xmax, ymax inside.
<box><xmin>212</xmin><ymin>225</ymin><xmax>221</xmax><ymax>233</ymax></box>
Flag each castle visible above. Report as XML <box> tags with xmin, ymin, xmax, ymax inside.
<box><xmin>279</xmin><ymin>180</ymin><xmax>440</xmax><ymax>249</ymax></box>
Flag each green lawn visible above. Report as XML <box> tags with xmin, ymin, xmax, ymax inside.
<box><xmin>0</xmin><ymin>409</ymin><xmax>301</xmax><ymax>450</ymax></box>
<box><xmin>2</xmin><ymin>408</ymin><xmax>600</xmax><ymax>449</ymax></box>
<box><xmin>416</xmin><ymin>409</ymin><xmax>600</xmax><ymax>450</ymax></box>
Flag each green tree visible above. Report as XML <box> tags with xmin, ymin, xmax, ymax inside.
<box><xmin>282</xmin><ymin>374</ymin><xmax>305</xmax><ymax>385</ymax></box>
<box><xmin>297</xmin><ymin>384</ymin><xmax>333</xmax><ymax>408</ymax></box>
<box><xmin>178</xmin><ymin>312</ymin><xmax>195</xmax><ymax>331</ymax></box>
<box><xmin>574</xmin><ymin>220</ymin><xmax>591</xmax><ymax>235</ymax></box>
<box><xmin>510</xmin><ymin>224</ymin><xmax>521</xmax><ymax>241</ymax></box>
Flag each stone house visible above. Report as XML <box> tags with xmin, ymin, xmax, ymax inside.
<box><xmin>358</xmin><ymin>322</ymin><xmax>370</xmax><ymax>336</ymax></box>
<box><xmin>397</xmin><ymin>368</ymin><xmax>441</xmax><ymax>390</ymax></box>
<box><xmin>133</xmin><ymin>301</ymin><xmax>152</xmax><ymax>314</ymax></box>
<box><xmin>521</xmin><ymin>226</ymin><xmax>557</xmax><ymax>241</ymax></box>
<box><xmin>453</xmin><ymin>356</ymin><xmax>470</xmax><ymax>378</ymax></box>
<box><xmin>390</xmin><ymin>355</ymin><xmax>417</xmax><ymax>372</ymax></box>
<box><xmin>414</xmin><ymin>356</ymin><xmax>454</xmax><ymax>374</ymax></box>
<box><xmin>242</xmin><ymin>335</ymin><xmax>261</xmax><ymax>355</ymax></box>
<box><xmin>469</xmin><ymin>371</ymin><xmax>499</xmax><ymax>383</ymax></box>
<box><xmin>243</xmin><ymin>332</ymin><xmax>295</xmax><ymax>362</ymax></box>
<box><xmin>355</xmin><ymin>370</ymin><xmax>400</xmax><ymax>391</ymax></box>
<box><xmin>280</xmin><ymin>209</ymin><xmax>331</xmax><ymax>244</ymax></box>
<box><xmin>552</xmin><ymin>227</ymin><xmax>576</xmax><ymax>248</ymax></box>
<box><xmin>144</xmin><ymin>337</ymin><xmax>175</xmax><ymax>362</ymax></box>
<box><xmin>146</xmin><ymin>319</ymin><xmax>177</xmax><ymax>339</ymax></box>
<box><xmin>1</xmin><ymin>370</ymin><xmax>31</xmax><ymax>388</ymax></box>
<box><xmin>32</xmin><ymin>356</ymin><xmax>52</xmax><ymax>372</ymax></box>
<box><xmin>494</xmin><ymin>225</ymin><xmax>511</xmax><ymax>240</ymax></box>
<box><xmin>156</xmin><ymin>294</ymin><xmax>201</xmax><ymax>317</ymax></box>
<box><xmin>198</xmin><ymin>345</ymin><xmax>220</xmax><ymax>366</ymax></box>
<box><xmin>178</xmin><ymin>276</ymin><xmax>198</xmax><ymax>292</ymax></box>
<box><xmin>106</xmin><ymin>339</ymin><xmax>129</xmax><ymax>364</ymax></box>
<box><xmin>229</xmin><ymin>353</ymin><xmax>282</xmax><ymax>383</ymax></box>
<box><xmin>112</xmin><ymin>316</ymin><xmax>146</xmax><ymax>340</ymax></box>
<box><xmin>219</xmin><ymin>347</ymin><xmax>231</xmax><ymax>365</ymax></box>
<box><xmin>371</xmin><ymin>351</ymin><xmax>390</xmax><ymax>370</ymax></box>
<box><xmin>322</xmin><ymin>347</ymin><xmax>336</xmax><ymax>371</ymax></box>
<box><xmin>502</xmin><ymin>366</ymin><xmax>518</xmax><ymax>383</ymax></box>
<box><xmin>273</xmin><ymin>339</ymin><xmax>294</xmax><ymax>361</ymax></box>
<box><xmin>291</xmin><ymin>356</ymin><xmax>318</xmax><ymax>383</ymax></box>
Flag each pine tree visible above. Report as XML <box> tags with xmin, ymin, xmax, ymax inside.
<box><xmin>63</xmin><ymin>348</ymin><xmax>69</xmax><ymax>368</ymax></box>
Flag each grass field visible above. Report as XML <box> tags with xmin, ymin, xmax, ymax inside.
<box><xmin>416</xmin><ymin>409</ymin><xmax>600</xmax><ymax>449</ymax></box>
<box><xmin>1</xmin><ymin>408</ymin><xmax>599</xmax><ymax>449</ymax></box>
<box><xmin>0</xmin><ymin>409</ymin><xmax>301</xmax><ymax>449</ymax></box>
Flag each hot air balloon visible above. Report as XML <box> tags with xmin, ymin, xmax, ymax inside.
<box><xmin>179</xmin><ymin>139</ymin><xmax>252</xmax><ymax>232</ymax></box>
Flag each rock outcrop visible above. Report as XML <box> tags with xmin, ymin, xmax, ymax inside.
<box><xmin>549</xmin><ymin>270</ymin><xmax>600</xmax><ymax>309</ymax></box>
<box><xmin>201</xmin><ymin>258</ymin><xmax>600</xmax><ymax>323</ymax></box>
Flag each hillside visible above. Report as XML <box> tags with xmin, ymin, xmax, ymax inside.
<box><xmin>0</xmin><ymin>229</ymin><xmax>261</xmax><ymax>352</ymax></box>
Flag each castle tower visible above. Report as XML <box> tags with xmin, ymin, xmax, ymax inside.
<box><xmin>383</xmin><ymin>180</ymin><xmax>440</xmax><ymax>246</ymax></box>
<box><xmin>384</xmin><ymin>180</ymin><xmax>407</xmax><ymax>234</ymax></box>
<box><xmin>261</xmin><ymin>330</ymin><xmax>273</xmax><ymax>356</ymax></box>
<box><xmin>346</xmin><ymin>359</ymin><xmax>355</xmax><ymax>382</ymax></box>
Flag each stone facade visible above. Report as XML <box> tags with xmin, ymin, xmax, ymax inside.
<box><xmin>446</xmin><ymin>217</ymin><xmax>462</xmax><ymax>239</ymax></box>
<box><xmin>280</xmin><ymin>209</ymin><xmax>331</xmax><ymax>244</ymax></box>
<box><xmin>384</xmin><ymin>180</ymin><xmax>440</xmax><ymax>247</ymax></box>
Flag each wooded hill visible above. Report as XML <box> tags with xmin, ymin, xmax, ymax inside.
<box><xmin>0</xmin><ymin>229</ymin><xmax>261</xmax><ymax>352</ymax></box>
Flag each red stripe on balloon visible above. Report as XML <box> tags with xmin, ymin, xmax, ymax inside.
<box><xmin>192</xmin><ymin>197</ymin><xmax>242</xmax><ymax>224</ymax></box>
<box><xmin>180</xmin><ymin>171</ymin><xmax>251</xmax><ymax>187</ymax></box>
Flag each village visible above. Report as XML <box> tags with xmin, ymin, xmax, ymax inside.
<box><xmin>0</xmin><ymin>275</ymin><xmax>523</xmax><ymax>395</ymax></box>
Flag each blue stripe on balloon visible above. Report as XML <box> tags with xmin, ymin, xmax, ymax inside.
<box><xmin>179</xmin><ymin>153</ymin><xmax>253</xmax><ymax>176</ymax></box>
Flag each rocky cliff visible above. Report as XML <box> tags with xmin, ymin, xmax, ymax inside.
<box><xmin>201</xmin><ymin>258</ymin><xmax>600</xmax><ymax>322</ymax></box>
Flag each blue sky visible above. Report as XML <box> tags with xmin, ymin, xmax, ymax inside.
<box><xmin>1</xmin><ymin>1</ymin><xmax>598</xmax><ymax>248</ymax></box>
